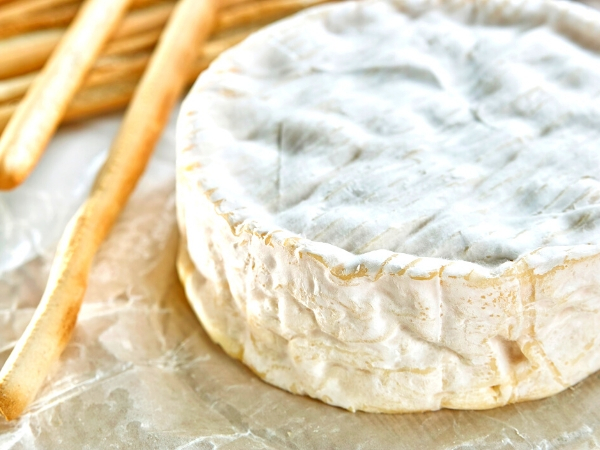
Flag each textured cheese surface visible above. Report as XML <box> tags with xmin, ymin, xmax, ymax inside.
<box><xmin>177</xmin><ymin>0</ymin><xmax>600</xmax><ymax>412</ymax></box>
<box><xmin>186</xmin><ymin>0</ymin><xmax>600</xmax><ymax>267</ymax></box>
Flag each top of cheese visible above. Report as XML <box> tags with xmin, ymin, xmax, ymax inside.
<box><xmin>181</xmin><ymin>0</ymin><xmax>600</xmax><ymax>269</ymax></box>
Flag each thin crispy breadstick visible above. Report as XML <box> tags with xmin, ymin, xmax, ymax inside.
<box><xmin>0</xmin><ymin>0</ymin><xmax>234</xmax><ymax>41</ymax></box>
<box><xmin>0</xmin><ymin>0</ymin><xmax>326</xmax><ymax>82</ymax></box>
<box><xmin>0</xmin><ymin>0</ymin><xmax>133</xmax><ymax>190</ymax></box>
<box><xmin>0</xmin><ymin>30</ymin><xmax>63</xmax><ymax>80</ymax></box>
<box><xmin>0</xmin><ymin>0</ymin><xmax>77</xmax><ymax>22</ymax></box>
<box><xmin>0</xmin><ymin>78</ymin><xmax>144</xmax><ymax>131</ymax></box>
<box><xmin>65</xmin><ymin>29</ymin><xmax>252</xmax><ymax>119</ymax></box>
<box><xmin>88</xmin><ymin>54</ymin><xmax>151</xmax><ymax>86</ymax></box>
<box><xmin>0</xmin><ymin>3</ymin><xmax>79</xmax><ymax>40</ymax></box>
<box><xmin>0</xmin><ymin>27</ymin><xmax>251</xmax><ymax>119</ymax></box>
<box><xmin>0</xmin><ymin>73</ymin><xmax>36</xmax><ymax>104</ymax></box>
<box><xmin>130</xmin><ymin>0</ymin><xmax>175</xmax><ymax>7</ymax></box>
<box><xmin>112</xmin><ymin>2</ymin><xmax>175</xmax><ymax>39</ymax></box>
<box><xmin>0</xmin><ymin>103</ymin><xmax>13</xmax><ymax>131</ymax></box>
<box><xmin>221</xmin><ymin>0</ymin><xmax>251</xmax><ymax>7</ymax></box>
<box><xmin>0</xmin><ymin>0</ymin><xmax>164</xmax><ymax>23</ymax></box>
<box><xmin>0</xmin><ymin>0</ymin><xmax>215</xmax><ymax>421</ymax></box>
<box><xmin>0</xmin><ymin>0</ymin><xmax>336</xmax><ymax>120</ymax></box>
<box><xmin>0</xmin><ymin>4</ymin><xmax>173</xmax><ymax>81</ymax></box>
<box><xmin>215</xmin><ymin>0</ymin><xmax>335</xmax><ymax>32</ymax></box>
<box><xmin>0</xmin><ymin>0</ymin><xmax>335</xmax><ymax>126</ymax></box>
<box><xmin>0</xmin><ymin>1</ymin><xmax>175</xmax><ymax>41</ymax></box>
<box><xmin>195</xmin><ymin>28</ymin><xmax>251</xmax><ymax>69</ymax></box>
<box><xmin>103</xmin><ymin>28</ymin><xmax>163</xmax><ymax>56</ymax></box>
<box><xmin>0</xmin><ymin>29</ymin><xmax>250</xmax><ymax>130</ymax></box>
<box><xmin>64</xmin><ymin>78</ymin><xmax>142</xmax><ymax>120</ymax></box>
<box><xmin>0</xmin><ymin>54</ymin><xmax>150</xmax><ymax>104</ymax></box>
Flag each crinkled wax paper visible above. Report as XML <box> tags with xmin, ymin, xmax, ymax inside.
<box><xmin>1</xmin><ymin>99</ymin><xmax>600</xmax><ymax>450</ymax></box>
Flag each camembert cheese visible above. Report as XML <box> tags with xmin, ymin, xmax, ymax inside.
<box><xmin>176</xmin><ymin>0</ymin><xmax>600</xmax><ymax>412</ymax></box>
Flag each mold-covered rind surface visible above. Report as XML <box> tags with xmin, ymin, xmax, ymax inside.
<box><xmin>179</xmin><ymin>0</ymin><xmax>600</xmax><ymax>266</ymax></box>
<box><xmin>177</xmin><ymin>177</ymin><xmax>600</xmax><ymax>412</ymax></box>
<box><xmin>176</xmin><ymin>0</ymin><xmax>600</xmax><ymax>412</ymax></box>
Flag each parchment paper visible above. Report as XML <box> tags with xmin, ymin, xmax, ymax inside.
<box><xmin>2</xmin><ymin>51</ymin><xmax>600</xmax><ymax>450</ymax></box>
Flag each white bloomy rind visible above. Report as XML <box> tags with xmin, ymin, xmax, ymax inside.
<box><xmin>177</xmin><ymin>0</ymin><xmax>600</xmax><ymax>412</ymax></box>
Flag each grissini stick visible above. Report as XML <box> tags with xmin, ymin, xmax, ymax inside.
<box><xmin>214</xmin><ymin>0</ymin><xmax>333</xmax><ymax>32</ymax></box>
<box><xmin>0</xmin><ymin>0</ymin><xmax>254</xmax><ymax>80</ymax></box>
<box><xmin>0</xmin><ymin>1</ymin><xmax>175</xmax><ymax>44</ymax></box>
<box><xmin>0</xmin><ymin>74</ymin><xmax>37</xmax><ymax>104</ymax></box>
<box><xmin>0</xmin><ymin>80</ymin><xmax>141</xmax><ymax>132</ymax></box>
<box><xmin>106</xmin><ymin>0</ymin><xmax>336</xmax><ymax>53</ymax></box>
<box><xmin>0</xmin><ymin>0</ymin><xmax>166</xmax><ymax>30</ymax></box>
<box><xmin>0</xmin><ymin>3</ymin><xmax>174</xmax><ymax>81</ymax></box>
<box><xmin>0</xmin><ymin>0</ymin><xmax>337</xmax><ymax>125</ymax></box>
<box><xmin>0</xmin><ymin>29</ymin><xmax>63</xmax><ymax>80</ymax></box>
<box><xmin>0</xmin><ymin>3</ymin><xmax>79</xmax><ymax>40</ymax></box>
<box><xmin>0</xmin><ymin>0</ymin><xmax>333</xmax><ymax>90</ymax></box>
<box><xmin>0</xmin><ymin>0</ymin><xmax>77</xmax><ymax>25</ymax></box>
<box><xmin>57</xmin><ymin>28</ymin><xmax>249</xmax><ymax>120</ymax></box>
<box><xmin>0</xmin><ymin>26</ymin><xmax>253</xmax><ymax>129</ymax></box>
<box><xmin>0</xmin><ymin>0</ymin><xmax>250</xmax><ymax>41</ymax></box>
<box><xmin>0</xmin><ymin>0</ymin><xmax>216</xmax><ymax>421</ymax></box>
<box><xmin>0</xmin><ymin>55</ymin><xmax>149</xmax><ymax>104</ymax></box>
<box><xmin>0</xmin><ymin>0</ymin><xmax>133</xmax><ymax>190</ymax></box>
<box><xmin>112</xmin><ymin>1</ymin><xmax>175</xmax><ymax>39</ymax></box>
<box><xmin>103</xmin><ymin>28</ymin><xmax>163</xmax><ymax>56</ymax></box>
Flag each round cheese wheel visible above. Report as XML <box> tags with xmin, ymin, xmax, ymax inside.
<box><xmin>176</xmin><ymin>0</ymin><xmax>600</xmax><ymax>412</ymax></box>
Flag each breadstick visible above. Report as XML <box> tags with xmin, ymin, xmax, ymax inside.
<box><xmin>0</xmin><ymin>0</ymin><xmax>164</xmax><ymax>22</ymax></box>
<box><xmin>0</xmin><ymin>0</ymin><xmax>215</xmax><ymax>421</ymax></box>
<box><xmin>0</xmin><ymin>30</ymin><xmax>63</xmax><ymax>80</ymax></box>
<box><xmin>0</xmin><ymin>103</ymin><xmax>12</xmax><ymax>132</ymax></box>
<box><xmin>214</xmin><ymin>0</ymin><xmax>335</xmax><ymax>32</ymax></box>
<box><xmin>0</xmin><ymin>4</ymin><xmax>173</xmax><ymax>81</ymax></box>
<box><xmin>0</xmin><ymin>1</ymin><xmax>175</xmax><ymax>42</ymax></box>
<box><xmin>0</xmin><ymin>0</ymin><xmax>160</xmax><ymax>24</ymax></box>
<box><xmin>0</xmin><ymin>54</ymin><xmax>149</xmax><ymax>105</ymax></box>
<box><xmin>0</xmin><ymin>0</ymin><xmax>335</xmax><ymax>114</ymax></box>
<box><xmin>0</xmin><ymin>73</ymin><xmax>36</xmax><ymax>104</ymax></box>
<box><xmin>0</xmin><ymin>26</ymin><xmax>252</xmax><ymax>126</ymax></box>
<box><xmin>64</xmin><ymin>78</ymin><xmax>141</xmax><ymax>121</ymax></box>
<box><xmin>0</xmin><ymin>3</ymin><xmax>79</xmax><ymax>40</ymax></box>
<box><xmin>0</xmin><ymin>0</ymin><xmax>328</xmax><ymax>82</ymax></box>
<box><xmin>130</xmin><ymin>0</ymin><xmax>175</xmax><ymax>7</ymax></box>
<box><xmin>0</xmin><ymin>0</ymin><xmax>77</xmax><ymax>23</ymax></box>
<box><xmin>0</xmin><ymin>81</ymin><xmax>142</xmax><ymax>132</ymax></box>
<box><xmin>193</xmin><ymin>28</ymin><xmax>251</xmax><ymax>71</ymax></box>
<box><xmin>63</xmin><ymin>29</ymin><xmax>253</xmax><ymax>120</ymax></box>
<box><xmin>87</xmin><ymin>54</ymin><xmax>151</xmax><ymax>86</ymax></box>
<box><xmin>0</xmin><ymin>0</ymin><xmax>133</xmax><ymax>190</ymax></box>
<box><xmin>103</xmin><ymin>28</ymin><xmax>162</xmax><ymax>56</ymax></box>
<box><xmin>111</xmin><ymin>2</ymin><xmax>174</xmax><ymax>39</ymax></box>
<box><xmin>0</xmin><ymin>0</ymin><xmax>237</xmax><ymax>41</ymax></box>
<box><xmin>0</xmin><ymin>82</ymin><xmax>141</xmax><ymax>131</ymax></box>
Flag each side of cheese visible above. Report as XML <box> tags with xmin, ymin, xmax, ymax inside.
<box><xmin>177</xmin><ymin>0</ymin><xmax>600</xmax><ymax>412</ymax></box>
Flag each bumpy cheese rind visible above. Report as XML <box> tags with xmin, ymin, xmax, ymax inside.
<box><xmin>177</xmin><ymin>0</ymin><xmax>600</xmax><ymax>412</ymax></box>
